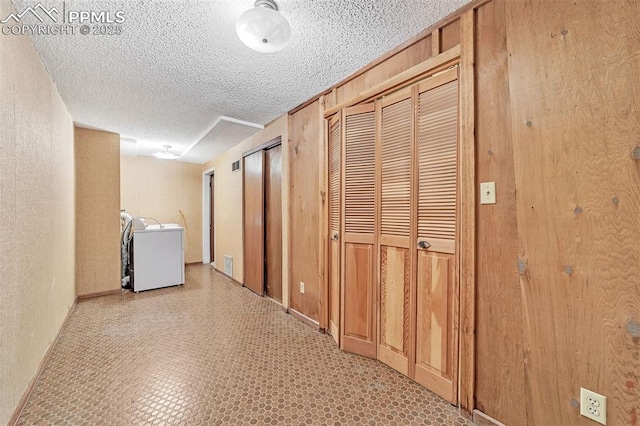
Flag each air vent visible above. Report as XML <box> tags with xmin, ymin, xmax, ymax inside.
<box><xmin>224</xmin><ymin>255</ymin><xmax>233</xmax><ymax>276</ymax></box>
<box><xmin>232</xmin><ymin>160</ymin><xmax>240</xmax><ymax>172</ymax></box>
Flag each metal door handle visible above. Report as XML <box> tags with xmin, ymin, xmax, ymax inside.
<box><xmin>332</xmin><ymin>233</ymin><xmax>339</xmax><ymax>241</ymax></box>
<box><xmin>418</xmin><ymin>240</ymin><xmax>431</xmax><ymax>249</ymax></box>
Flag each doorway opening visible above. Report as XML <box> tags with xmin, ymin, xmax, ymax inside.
<box><xmin>202</xmin><ymin>166</ymin><xmax>215</xmax><ymax>265</ymax></box>
<box><xmin>209</xmin><ymin>173</ymin><xmax>215</xmax><ymax>264</ymax></box>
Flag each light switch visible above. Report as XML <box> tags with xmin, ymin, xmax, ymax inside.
<box><xmin>480</xmin><ymin>182</ymin><xmax>496</xmax><ymax>204</ymax></box>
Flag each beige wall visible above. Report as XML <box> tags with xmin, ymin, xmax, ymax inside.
<box><xmin>202</xmin><ymin>115</ymin><xmax>289</xmax><ymax>306</ymax></box>
<box><xmin>0</xmin><ymin>1</ymin><xmax>76</xmax><ymax>422</ymax></box>
<box><xmin>120</xmin><ymin>156</ymin><xmax>203</xmax><ymax>263</ymax></box>
<box><xmin>75</xmin><ymin>128</ymin><xmax>121</xmax><ymax>296</ymax></box>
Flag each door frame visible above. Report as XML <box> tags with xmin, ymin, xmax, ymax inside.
<box><xmin>202</xmin><ymin>166</ymin><xmax>215</xmax><ymax>265</ymax></box>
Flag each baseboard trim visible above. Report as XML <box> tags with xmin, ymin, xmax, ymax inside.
<box><xmin>473</xmin><ymin>410</ymin><xmax>506</xmax><ymax>426</ymax></box>
<box><xmin>265</xmin><ymin>296</ymin><xmax>288</xmax><ymax>312</ymax></box>
<box><xmin>8</xmin><ymin>297</ymin><xmax>78</xmax><ymax>426</ymax></box>
<box><xmin>289</xmin><ymin>308</ymin><xmax>320</xmax><ymax>329</ymax></box>
<box><xmin>77</xmin><ymin>288</ymin><xmax>122</xmax><ymax>299</ymax></box>
<box><xmin>213</xmin><ymin>267</ymin><xmax>242</xmax><ymax>286</ymax></box>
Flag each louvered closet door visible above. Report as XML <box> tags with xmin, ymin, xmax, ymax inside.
<box><xmin>341</xmin><ymin>103</ymin><xmax>376</xmax><ymax>358</ymax></box>
<box><xmin>378</xmin><ymin>88</ymin><xmax>413</xmax><ymax>375</ymax></box>
<box><xmin>413</xmin><ymin>68</ymin><xmax>460</xmax><ymax>403</ymax></box>
<box><xmin>327</xmin><ymin>114</ymin><xmax>341</xmax><ymax>346</ymax></box>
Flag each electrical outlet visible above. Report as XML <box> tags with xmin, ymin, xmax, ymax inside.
<box><xmin>299</xmin><ymin>282</ymin><xmax>305</xmax><ymax>294</ymax></box>
<box><xmin>580</xmin><ymin>388</ymin><xmax>606</xmax><ymax>425</ymax></box>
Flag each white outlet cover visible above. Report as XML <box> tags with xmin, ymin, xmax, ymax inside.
<box><xmin>580</xmin><ymin>388</ymin><xmax>606</xmax><ymax>425</ymax></box>
<box><xmin>300</xmin><ymin>282</ymin><xmax>305</xmax><ymax>294</ymax></box>
<box><xmin>480</xmin><ymin>182</ymin><xmax>497</xmax><ymax>205</ymax></box>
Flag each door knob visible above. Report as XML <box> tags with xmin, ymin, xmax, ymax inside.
<box><xmin>418</xmin><ymin>240</ymin><xmax>431</xmax><ymax>249</ymax></box>
<box><xmin>332</xmin><ymin>233</ymin><xmax>339</xmax><ymax>241</ymax></box>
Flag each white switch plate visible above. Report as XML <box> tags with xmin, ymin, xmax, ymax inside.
<box><xmin>300</xmin><ymin>282</ymin><xmax>305</xmax><ymax>294</ymax></box>
<box><xmin>480</xmin><ymin>182</ymin><xmax>497</xmax><ymax>204</ymax></box>
<box><xmin>580</xmin><ymin>388</ymin><xmax>606</xmax><ymax>425</ymax></box>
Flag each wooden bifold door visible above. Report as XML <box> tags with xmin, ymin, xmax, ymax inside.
<box><xmin>341</xmin><ymin>104</ymin><xmax>377</xmax><ymax>358</ymax></box>
<box><xmin>327</xmin><ymin>114</ymin><xmax>341</xmax><ymax>345</ymax></box>
<box><xmin>413</xmin><ymin>69</ymin><xmax>459</xmax><ymax>402</ymax></box>
<box><xmin>378</xmin><ymin>87</ymin><xmax>414</xmax><ymax>375</ymax></box>
<box><xmin>326</xmin><ymin>68</ymin><xmax>460</xmax><ymax>404</ymax></box>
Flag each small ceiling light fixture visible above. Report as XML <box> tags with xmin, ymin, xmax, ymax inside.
<box><xmin>154</xmin><ymin>145</ymin><xmax>179</xmax><ymax>160</ymax></box>
<box><xmin>236</xmin><ymin>0</ymin><xmax>291</xmax><ymax>53</ymax></box>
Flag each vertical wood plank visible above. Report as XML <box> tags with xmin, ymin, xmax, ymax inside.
<box><xmin>458</xmin><ymin>8</ymin><xmax>476</xmax><ymax>413</ymax></box>
<box><xmin>474</xmin><ymin>0</ymin><xmax>527</xmax><ymax>423</ymax></box>
<box><xmin>318</xmin><ymin>96</ymin><xmax>327</xmax><ymax>330</ymax></box>
<box><xmin>441</xmin><ymin>18</ymin><xmax>461</xmax><ymax>52</ymax></box>
<box><xmin>432</xmin><ymin>30</ymin><xmax>441</xmax><ymax>57</ymax></box>
<box><xmin>503</xmin><ymin>1</ymin><xmax>640</xmax><ymax>424</ymax></box>
<box><xmin>289</xmin><ymin>101</ymin><xmax>321</xmax><ymax>322</ymax></box>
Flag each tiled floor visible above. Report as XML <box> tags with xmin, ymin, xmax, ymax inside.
<box><xmin>17</xmin><ymin>264</ymin><xmax>473</xmax><ymax>425</ymax></box>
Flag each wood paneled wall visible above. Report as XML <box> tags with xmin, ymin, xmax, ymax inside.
<box><xmin>288</xmin><ymin>14</ymin><xmax>464</xmax><ymax>325</ymax></box>
<box><xmin>288</xmin><ymin>100</ymin><xmax>322</xmax><ymax>322</ymax></box>
<box><xmin>322</xmin><ymin>17</ymin><xmax>461</xmax><ymax>112</ymax></box>
<box><xmin>289</xmin><ymin>0</ymin><xmax>640</xmax><ymax>424</ymax></box>
<box><xmin>473</xmin><ymin>0</ymin><xmax>640</xmax><ymax>424</ymax></box>
<box><xmin>474</xmin><ymin>0</ymin><xmax>526</xmax><ymax>422</ymax></box>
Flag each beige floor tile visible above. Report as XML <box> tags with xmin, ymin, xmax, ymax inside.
<box><xmin>17</xmin><ymin>265</ymin><xmax>472</xmax><ymax>426</ymax></box>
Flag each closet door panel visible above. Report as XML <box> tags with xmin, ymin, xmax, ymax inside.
<box><xmin>415</xmin><ymin>251</ymin><xmax>455</xmax><ymax>400</ymax></box>
<box><xmin>378</xmin><ymin>245</ymin><xmax>410</xmax><ymax>375</ymax></box>
<box><xmin>413</xmin><ymin>69</ymin><xmax>459</xmax><ymax>404</ymax></box>
<box><xmin>328</xmin><ymin>114</ymin><xmax>341</xmax><ymax>345</ymax></box>
<box><xmin>377</xmin><ymin>88</ymin><xmax>413</xmax><ymax>374</ymax></box>
<box><xmin>243</xmin><ymin>150</ymin><xmax>265</xmax><ymax>296</ymax></box>
<box><xmin>343</xmin><ymin>243</ymin><xmax>375</xmax><ymax>356</ymax></box>
<box><xmin>341</xmin><ymin>103</ymin><xmax>376</xmax><ymax>358</ymax></box>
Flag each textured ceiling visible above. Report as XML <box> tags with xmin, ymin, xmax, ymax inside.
<box><xmin>181</xmin><ymin>117</ymin><xmax>263</xmax><ymax>164</ymax></box>
<box><xmin>13</xmin><ymin>0</ymin><xmax>470</xmax><ymax>163</ymax></box>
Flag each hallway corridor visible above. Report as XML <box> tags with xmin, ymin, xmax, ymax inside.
<box><xmin>16</xmin><ymin>265</ymin><xmax>471</xmax><ymax>425</ymax></box>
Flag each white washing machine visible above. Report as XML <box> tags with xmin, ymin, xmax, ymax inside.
<box><xmin>132</xmin><ymin>223</ymin><xmax>185</xmax><ymax>292</ymax></box>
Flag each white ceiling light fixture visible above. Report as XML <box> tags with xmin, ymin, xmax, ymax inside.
<box><xmin>236</xmin><ymin>0</ymin><xmax>291</xmax><ymax>53</ymax></box>
<box><xmin>154</xmin><ymin>145</ymin><xmax>179</xmax><ymax>160</ymax></box>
